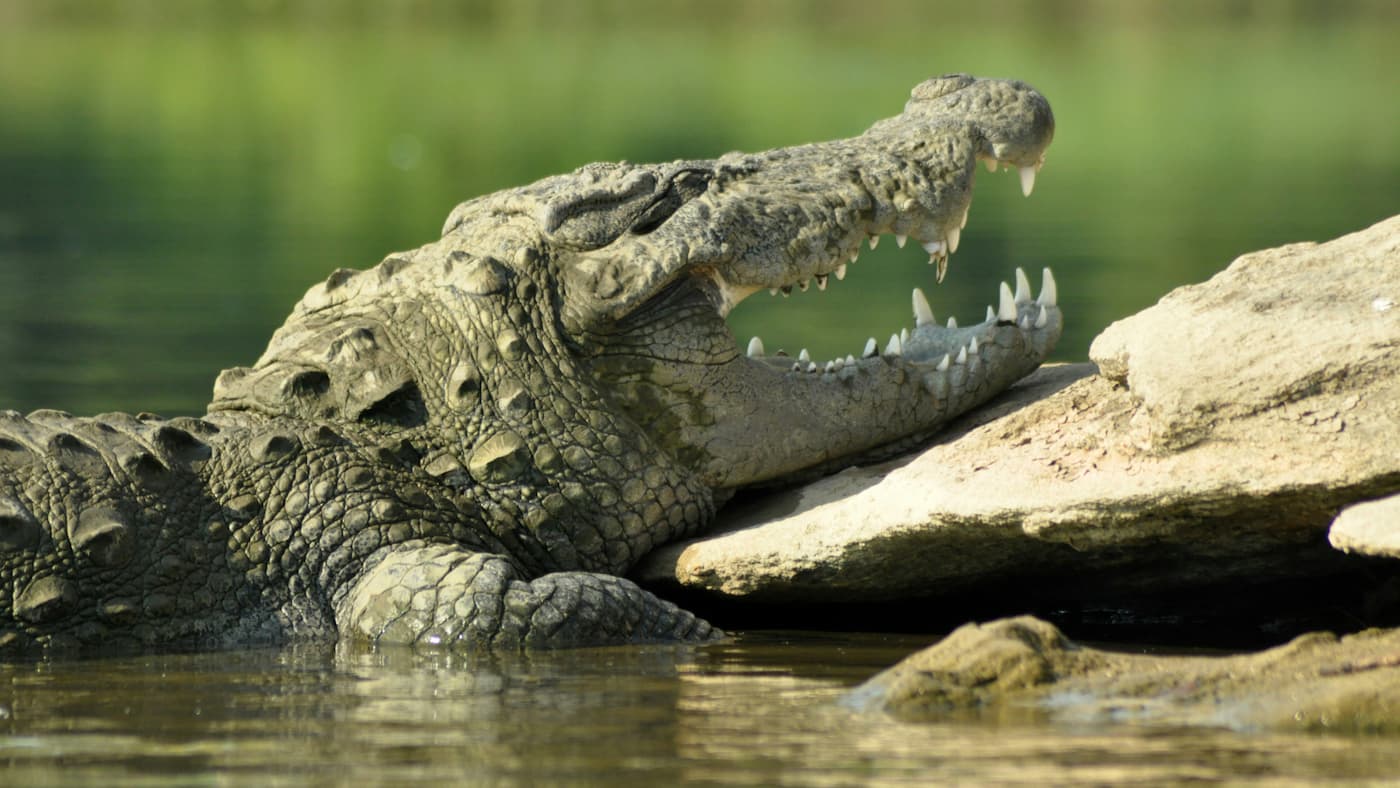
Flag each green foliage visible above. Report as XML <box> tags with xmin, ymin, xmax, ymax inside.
<box><xmin>0</xmin><ymin>1</ymin><xmax>1396</xmax><ymax>414</ymax></box>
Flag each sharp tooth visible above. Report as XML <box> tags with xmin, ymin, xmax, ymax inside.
<box><xmin>825</xmin><ymin>361</ymin><xmax>836</xmax><ymax>373</ymax></box>
<box><xmin>900</xmin><ymin>327</ymin><xmax>910</xmax><ymax>344</ymax></box>
<box><xmin>845</xmin><ymin>354</ymin><xmax>856</xmax><ymax>365</ymax></box>
<box><xmin>1035</xmin><ymin>305</ymin><xmax>1048</xmax><ymax>328</ymax></box>
<box><xmin>947</xmin><ymin>226</ymin><xmax>961</xmax><ymax>254</ymax></box>
<box><xmin>862</xmin><ymin>337</ymin><xmax>878</xmax><ymax>358</ymax></box>
<box><xmin>1038</xmin><ymin>267</ymin><xmax>1058</xmax><ymax>306</ymax></box>
<box><xmin>959</xmin><ymin>204</ymin><xmax>970</xmax><ymax>229</ymax></box>
<box><xmin>815</xmin><ymin>274</ymin><xmax>828</xmax><ymax>291</ymax></box>
<box><xmin>936</xmin><ymin>354</ymin><xmax>950</xmax><ymax>371</ymax></box>
<box><xmin>935</xmin><ymin>255</ymin><xmax>948</xmax><ymax>284</ymax></box>
<box><xmin>849</xmin><ymin>250</ymin><xmax>860</xmax><ymax>263</ymax></box>
<box><xmin>956</xmin><ymin>346</ymin><xmax>967</xmax><ymax>364</ymax></box>
<box><xmin>985</xmin><ymin>305</ymin><xmax>995</xmax><ymax>322</ymax></box>
<box><xmin>985</xmin><ymin>159</ymin><xmax>998</xmax><ymax>173</ymax></box>
<box><xmin>1014</xmin><ymin>267</ymin><xmax>1032</xmax><ymax>303</ymax></box>
<box><xmin>1020</xmin><ymin>315</ymin><xmax>1032</xmax><ymax>330</ymax></box>
<box><xmin>885</xmin><ymin>334</ymin><xmax>902</xmax><ymax>357</ymax></box>
<box><xmin>792</xmin><ymin>362</ymin><xmax>801</xmax><ymax>372</ymax></box>
<box><xmin>922</xmin><ymin>240</ymin><xmax>945</xmax><ymax>256</ymax></box>
<box><xmin>998</xmin><ymin>282</ymin><xmax>1017</xmax><ymax>322</ymax></box>
<box><xmin>781</xmin><ymin>286</ymin><xmax>792</xmax><ymax>297</ymax></box>
<box><xmin>895</xmin><ymin>234</ymin><xmax>907</xmax><ymax>249</ymax></box>
<box><xmin>798</xmin><ymin>280</ymin><xmax>810</xmax><ymax>292</ymax></box>
<box><xmin>947</xmin><ymin>316</ymin><xmax>958</xmax><ymax>329</ymax></box>
<box><xmin>969</xmin><ymin>337</ymin><xmax>979</xmax><ymax>354</ymax></box>
<box><xmin>835</xmin><ymin>263</ymin><xmax>847</xmax><ymax>281</ymax></box>
<box><xmin>799</xmin><ymin>348</ymin><xmax>811</xmax><ymax>362</ymax></box>
<box><xmin>769</xmin><ymin>288</ymin><xmax>778</xmax><ymax>296</ymax></box>
<box><xmin>807</xmin><ymin>361</ymin><xmax>817</xmax><ymax>373</ymax></box>
<box><xmin>746</xmin><ymin>336</ymin><xmax>765</xmax><ymax>358</ymax></box>
<box><xmin>1019</xmin><ymin>165</ymin><xmax>1037</xmax><ymax>197</ymax></box>
<box><xmin>868</xmin><ymin>235</ymin><xmax>879</xmax><ymax>250</ymax></box>
<box><xmin>913</xmin><ymin>287</ymin><xmax>935</xmax><ymax>327</ymax></box>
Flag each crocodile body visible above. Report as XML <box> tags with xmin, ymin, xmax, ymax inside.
<box><xmin>0</xmin><ymin>75</ymin><xmax>1058</xmax><ymax>653</ymax></box>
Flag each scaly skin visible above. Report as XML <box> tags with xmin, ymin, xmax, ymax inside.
<box><xmin>0</xmin><ymin>74</ymin><xmax>1058</xmax><ymax>654</ymax></box>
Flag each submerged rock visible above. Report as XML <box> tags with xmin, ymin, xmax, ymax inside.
<box><xmin>635</xmin><ymin>215</ymin><xmax>1400</xmax><ymax>621</ymax></box>
<box><xmin>844</xmin><ymin>615</ymin><xmax>1400</xmax><ymax>733</ymax></box>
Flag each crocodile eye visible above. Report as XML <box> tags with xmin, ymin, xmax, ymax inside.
<box><xmin>629</xmin><ymin>170</ymin><xmax>711</xmax><ymax>236</ymax></box>
<box><xmin>630</xmin><ymin>193</ymin><xmax>683</xmax><ymax>235</ymax></box>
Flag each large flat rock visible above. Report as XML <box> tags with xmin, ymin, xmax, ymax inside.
<box><xmin>634</xmin><ymin>215</ymin><xmax>1400</xmax><ymax>606</ymax></box>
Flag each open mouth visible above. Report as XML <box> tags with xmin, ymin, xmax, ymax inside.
<box><xmin>744</xmin><ymin>265</ymin><xmax>1057</xmax><ymax>375</ymax></box>
<box><xmin>714</xmin><ymin>153</ymin><xmax>1060</xmax><ymax>379</ymax></box>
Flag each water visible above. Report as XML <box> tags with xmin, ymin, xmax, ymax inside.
<box><xmin>3</xmin><ymin>633</ymin><xmax>1399</xmax><ymax>786</ymax></box>
<box><xmin>2</xmin><ymin>2</ymin><xmax>1400</xmax><ymax>783</ymax></box>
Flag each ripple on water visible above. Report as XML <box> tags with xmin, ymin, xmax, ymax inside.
<box><xmin>1</xmin><ymin>633</ymin><xmax>1399</xmax><ymax>785</ymax></box>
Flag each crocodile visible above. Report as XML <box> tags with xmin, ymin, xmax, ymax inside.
<box><xmin>0</xmin><ymin>74</ymin><xmax>1058</xmax><ymax>654</ymax></box>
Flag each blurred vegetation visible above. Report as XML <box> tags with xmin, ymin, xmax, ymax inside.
<box><xmin>1</xmin><ymin>0</ymin><xmax>1396</xmax><ymax>415</ymax></box>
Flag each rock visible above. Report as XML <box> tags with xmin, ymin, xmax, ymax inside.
<box><xmin>636</xmin><ymin>363</ymin><xmax>1098</xmax><ymax>604</ymax></box>
<box><xmin>843</xmin><ymin>615</ymin><xmax>1400</xmax><ymax>733</ymax></box>
<box><xmin>1090</xmin><ymin>215</ymin><xmax>1400</xmax><ymax>455</ymax></box>
<box><xmin>1331</xmin><ymin>493</ymin><xmax>1400</xmax><ymax>559</ymax></box>
<box><xmin>634</xmin><ymin>215</ymin><xmax>1400</xmax><ymax>612</ymax></box>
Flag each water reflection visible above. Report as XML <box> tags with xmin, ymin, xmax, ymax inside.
<box><xmin>3</xmin><ymin>633</ymin><xmax>1400</xmax><ymax>784</ymax></box>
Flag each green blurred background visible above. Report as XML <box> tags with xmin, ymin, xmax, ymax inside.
<box><xmin>1</xmin><ymin>0</ymin><xmax>1396</xmax><ymax>416</ymax></box>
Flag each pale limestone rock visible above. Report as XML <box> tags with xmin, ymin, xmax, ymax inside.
<box><xmin>1090</xmin><ymin>215</ymin><xmax>1400</xmax><ymax>454</ymax></box>
<box><xmin>1331</xmin><ymin>494</ymin><xmax>1400</xmax><ymax>559</ymax></box>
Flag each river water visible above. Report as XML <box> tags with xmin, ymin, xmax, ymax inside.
<box><xmin>3</xmin><ymin>631</ymin><xmax>1399</xmax><ymax>785</ymax></box>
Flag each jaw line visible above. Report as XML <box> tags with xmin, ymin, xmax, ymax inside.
<box><xmin>704</xmin><ymin>271</ymin><xmax>763</xmax><ymax>318</ymax></box>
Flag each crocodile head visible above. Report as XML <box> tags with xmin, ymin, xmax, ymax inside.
<box><xmin>438</xmin><ymin>74</ymin><xmax>1060</xmax><ymax>491</ymax></box>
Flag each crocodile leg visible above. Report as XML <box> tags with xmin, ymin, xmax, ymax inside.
<box><xmin>335</xmin><ymin>542</ymin><xmax>719</xmax><ymax>649</ymax></box>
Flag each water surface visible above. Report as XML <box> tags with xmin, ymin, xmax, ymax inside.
<box><xmin>4</xmin><ymin>633</ymin><xmax>1400</xmax><ymax>785</ymax></box>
